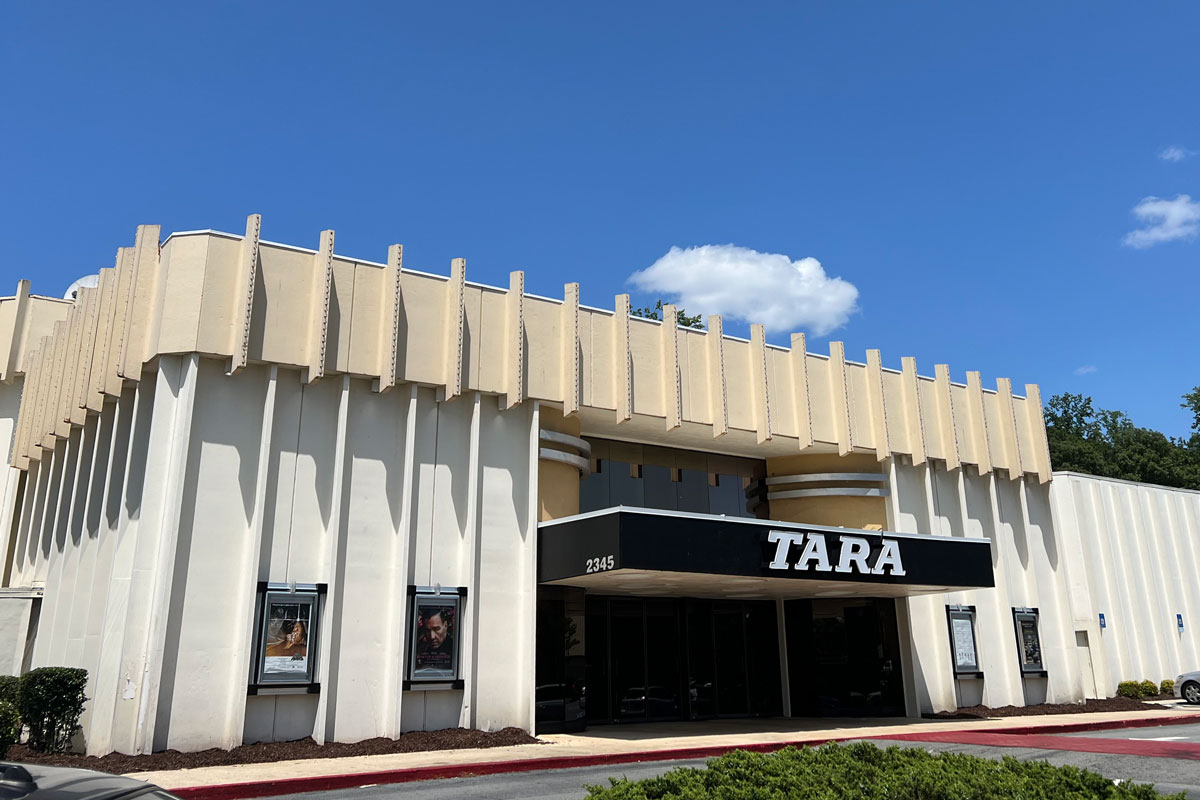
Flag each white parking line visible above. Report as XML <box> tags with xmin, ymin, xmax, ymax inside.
<box><xmin>1138</xmin><ymin>736</ymin><xmax>1187</xmax><ymax>741</ymax></box>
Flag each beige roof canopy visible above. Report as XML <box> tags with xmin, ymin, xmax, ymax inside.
<box><xmin>0</xmin><ymin>216</ymin><xmax>1052</xmax><ymax>480</ymax></box>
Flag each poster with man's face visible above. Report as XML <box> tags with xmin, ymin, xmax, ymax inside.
<box><xmin>411</xmin><ymin>595</ymin><xmax>459</xmax><ymax>680</ymax></box>
<box><xmin>260</xmin><ymin>595</ymin><xmax>315</xmax><ymax>683</ymax></box>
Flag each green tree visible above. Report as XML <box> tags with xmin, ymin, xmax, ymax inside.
<box><xmin>1044</xmin><ymin>388</ymin><xmax>1200</xmax><ymax>490</ymax></box>
<box><xmin>631</xmin><ymin>299</ymin><xmax>704</xmax><ymax>329</ymax></box>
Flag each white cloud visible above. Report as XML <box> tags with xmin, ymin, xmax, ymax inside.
<box><xmin>1074</xmin><ymin>365</ymin><xmax>1097</xmax><ymax>376</ymax></box>
<box><xmin>1122</xmin><ymin>194</ymin><xmax>1200</xmax><ymax>248</ymax></box>
<box><xmin>628</xmin><ymin>244</ymin><xmax>859</xmax><ymax>336</ymax></box>
<box><xmin>1159</xmin><ymin>145</ymin><xmax>1194</xmax><ymax>162</ymax></box>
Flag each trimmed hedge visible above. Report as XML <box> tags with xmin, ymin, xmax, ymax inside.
<box><xmin>18</xmin><ymin>667</ymin><xmax>87</xmax><ymax>753</ymax></box>
<box><xmin>585</xmin><ymin>742</ymin><xmax>1181</xmax><ymax>799</ymax></box>
<box><xmin>0</xmin><ymin>701</ymin><xmax>18</xmax><ymax>758</ymax></box>
<box><xmin>1117</xmin><ymin>679</ymin><xmax>1168</xmax><ymax>699</ymax></box>
<box><xmin>0</xmin><ymin>675</ymin><xmax>18</xmax><ymax>708</ymax></box>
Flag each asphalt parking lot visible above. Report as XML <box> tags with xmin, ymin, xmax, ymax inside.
<box><xmin>1069</xmin><ymin>722</ymin><xmax>1200</xmax><ymax>744</ymax></box>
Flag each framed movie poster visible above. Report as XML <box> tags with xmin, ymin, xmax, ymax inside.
<box><xmin>946</xmin><ymin>605</ymin><xmax>980</xmax><ymax>675</ymax></box>
<box><xmin>1012</xmin><ymin>608</ymin><xmax>1044</xmax><ymax>674</ymax></box>
<box><xmin>406</xmin><ymin>587</ymin><xmax>467</xmax><ymax>686</ymax></box>
<box><xmin>252</xmin><ymin>585</ymin><xmax>322</xmax><ymax>688</ymax></box>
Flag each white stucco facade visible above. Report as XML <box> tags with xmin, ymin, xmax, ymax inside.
<box><xmin>0</xmin><ymin>219</ymin><xmax>1195</xmax><ymax>755</ymax></box>
<box><xmin>5</xmin><ymin>358</ymin><xmax>538</xmax><ymax>754</ymax></box>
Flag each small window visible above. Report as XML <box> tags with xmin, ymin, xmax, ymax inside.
<box><xmin>1012</xmin><ymin>608</ymin><xmax>1044</xmax><ymax>674</ymax></box>
<box><xmin>946</xmin><ymin>605</ymin><xmax>981</xmax><ymax>676</ymax></box>
<box><xmin>250</xmin><ymin>583</ymin><xmax>324</xmax><ymax>691</ymax></box>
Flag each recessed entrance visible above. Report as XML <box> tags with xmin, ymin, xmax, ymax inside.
<box><xmin>583</xmin><ymin>595</ymin><xmax>782</xmax><ymax>724</ymax></box>
<box><xmin>784</xmin><ymin>597</ymin><xmax>905</xmax><ymax>717</ymax></box>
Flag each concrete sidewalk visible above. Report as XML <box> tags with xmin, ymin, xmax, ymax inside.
<box><xmin>132</xmin><ymin>707</ymin><xmax>1200</xmax><ymax>797</ymax></box>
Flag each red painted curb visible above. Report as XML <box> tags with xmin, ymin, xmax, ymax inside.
<box><xmin>170</xmin><ymin>713</ymin><xmax>1200</xmax><ymax>800</ymax></box>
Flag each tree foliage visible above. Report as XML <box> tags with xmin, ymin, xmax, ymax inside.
<box><xmin>631</xmin><ymin>299</ymin><xmax>704</xmax><ymax>329</ymax></box>
<box><xmin>1044</xmin><ymin>390</ymin><xmax>1200</xmax><ymax>490</ymax></box>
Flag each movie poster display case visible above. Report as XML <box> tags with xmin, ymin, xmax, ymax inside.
<box><xmin>249</xmin><ymin>582</ymin><xmax>326</xmax><ymax>694</ymax></box>
<box><xmin>404</xmin><ymin>585</ymin><xmax>467</xmax><ymax>690</ymax></box>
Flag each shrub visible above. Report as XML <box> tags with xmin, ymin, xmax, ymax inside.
<box><xmin>1117</xmin><ymin>680</ymin><xmax>1142</xmax><ymax>698</ymax></box>
<box><xmin>1139</xmin><ymin>679</ymin><xmax>1159</xmax><ymax>698</ymax></box>
<box><xmin>18</xmin><ymin>667</ymin><xmax>87</xmax><ymax>753</ymax></box>
<box><xmin>1161</xmin><ymin>679</ymin><xmax>1175</xmax><ymax>696</ymax></box>
<box><xmin>585</xmin><ymin>742</ymin><xmax>1182</xmax><ymax>799</ymax></box>
<box><xmin>0</xmin><ymin>675</ymin><xmax>19</xmax><ymax>708</ymax></box>
<box><xmin>0</xmin><ymin>701</ymin><xmax>19</xmax><ymax>758</ymax></box>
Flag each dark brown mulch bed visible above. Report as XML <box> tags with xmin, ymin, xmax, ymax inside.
<box><xmin>924</xmin><ymin>696</ymin><xmax>1169</xmax><ymax>720</ymax></box>
<box><xmin>7</xmin><ymin>726</ymin><xmax>540</xmax><ymax>776</ymax></box>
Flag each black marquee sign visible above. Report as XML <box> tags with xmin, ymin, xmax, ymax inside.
<box><xmin>538</xmin><ymin>508</ymin><xmax>994</xmax><ymax>592</ymax></box>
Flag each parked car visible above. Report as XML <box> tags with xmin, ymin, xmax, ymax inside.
<box><xmin>535</xmin><ymin>682</ymin><xmax>586</xmax><ymax>723</ymax></box>
<box><xmin>1176</xmin><ymin>671</ymin><xmax>1200</xmax><ymax>704</ymax></box>
<box><xmin>0</xmin><ymin>762</ymin><xmax>179</xmax><ymax>799</ymax></box>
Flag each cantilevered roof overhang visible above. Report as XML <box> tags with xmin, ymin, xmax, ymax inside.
<box><xmin>538</xmin><ymin>507</ymin><xmax>994</xmax><ymax>600</ymax></box>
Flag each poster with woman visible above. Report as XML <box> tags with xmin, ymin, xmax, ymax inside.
<box><xmin>410</xmin><ymin>594</ymin><xmax>460</xmax><ymax>681</ymax></box>
<box><xmin>259</xmin><ymin>595</ymin><xmax>315</xmax><ymax>683</ymax></box>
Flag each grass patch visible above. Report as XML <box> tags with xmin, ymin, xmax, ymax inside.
<box><xmin>585</xmin><ymin>742</ymin><xmax>1181</xmax><ymax>799</ymax></box>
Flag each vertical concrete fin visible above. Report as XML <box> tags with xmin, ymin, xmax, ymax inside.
<box><xmin>57</xmin><ymin>302</ymin><xmax>84</xmax><ymax>434</ymax></box>
<box><xmin>750</xmin><ymin>324</ymin><xmax>771</xmax><ymax>443</ymax></box>
<box><xmin>790</xmin><ymin>333</ymin><xmax>813</xmax><ymax>450</ymax></box>
<box><xmin>104</xmin><ymin>248</ymin><xmax>135</xmax><ymax>397</ymax></box>
<box><xmin>829</xmin><ymin>341</ymin><xmax>853</xmax><ymax>456</ymax></box>
<box><xmin>89</xmin><ymin>267</ymin><xmax>117</xmax><ymax>407</ymax></box>
<box><xmin>378</xmin><ymin>244</ymin><xmax>404</xmax><ymax>393</ymax></box>
<box><xmin>316</xmin><ymin>374</ymin><xmax>352</xmax><ymax>744</ymax></box>
<box><xmin>10</xmin><ymin>346</ymin><xmax>39</xmax><ymax>467</ymax></box>
<box><xmin>561</xmin><ymin>283</ymin><xmax>580</xmax><ymax>416</ymax></box>
<box><xmin>229</xmin><ymin>214</ymin><xmax>262</xmax><ymax>375</ymax></box>
<box><xmin>933</xmin><ymin>364</ymin><xmax>961</xmax><ymax>471</ymax></box>
<box><xmin>614</xmin><ymin>294</ymin><xmax>631</xmax><ymax>423</ymax></box>
<box><xmin>72</xmin><ymin>286</ymin><xmax>99</xmax><ymax>418</ymax></box>
<box><xmin>444</xmin><ymin>258</ymin><xmax>466</xmax><ymax>399</ymax></box>
<box><xmin>305</xmin><ymin>230</ymin><xmax>335</xmax><ymax>383</ymax></box>
<box><xmin>224</xmin><ymin>365</ymin><xmax>277</xmax><ymax>748</ymax></box>
<box><xmin>707</xmin><ymin>315</ymin><xmax>728</xmax><ymax>438</ymax></box>
<box><xmin>965</xmin><ymin>371</ymin><xmax>993</xmax><ymax>475</ymax></box>
<box><xmin>43</xmin><ymin>322</ymin><xmax>69</xmax><ymax>447</ymax></box>
<box><xmin>1</xmin><ymin>280</ymin><xmax>30</xmax><ymax>383</ymax></box>
<box><xmin>866</xmin><ymin>349</ymin><xmax>889</xmax><ymax>461</ymax></box>
<box><xmin>1025</xmin><ymin>383</ymin><xmax>1053</xmax><ymax>483</ymax></box>
<box><xmin>26</xmin><ymin>342</ymin><xmax>51</xmax><ymax>462</ymax></box>
<box><xmin>662</xmin><ymin>304</ymin><xmax>681</xmax><ymax>431</ymax></box>
<box><xmin>995</xmin><ymin>377</ymin><xmax>1024</xmax><ymax>480</ymax></box>
<box><xmin>900</xmin><ymin>356</ymin><xmax>927</xmax><ymax>466</ymax></box>
<box><xmin>505</xmin><ymin>271</ymin><xmax>525</xmax><ymax>408</ymax></box>
<box><xmin>119</xmin><ymin>224</ymin><xmax>162</xmax><ymax>379</ymax></box>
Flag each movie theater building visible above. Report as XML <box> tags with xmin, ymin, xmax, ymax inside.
<box><xmin>0</xmin><ymin>218</ymin><xmax>1197</xmax><ymax>755</ymax></box>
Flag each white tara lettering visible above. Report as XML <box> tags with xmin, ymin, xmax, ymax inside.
<box><xmin>766</xmin><ymin>530</ymin><xmax>905</xmax><ymax>576</ymax></box>
<box><xmin>795</xmin><ymin>532</ymin><xmax>832</xmax><ymax>572</ymax></box>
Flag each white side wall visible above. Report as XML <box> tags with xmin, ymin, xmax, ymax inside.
<box><xmin>4</xmin><ymin>358</ymin><xmax>538</xmax><ymax>754</ymax></box>
<box><xmin>888</xmin><ymin>459</ymin><xmax>1086</xmax><ymax>714</ymax></box>
<box><xmin>1050</xmin><ymin>471</ymin><xmax>1200</xmax><ymax>694</ymax></box>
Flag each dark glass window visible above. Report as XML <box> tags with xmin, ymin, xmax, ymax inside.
<box><xmin>610</xmin><ymin>599</ymin><xmax>646</xmax><ymax>720</ymax></box>
<box><xmin>713</xmin><ymin>606</ymin><xmax>748</xmax><ymax>715</ymax></box>
<box><xmin>642</xmin><ymin>465</ymin><xmax>677</xmax><ymax>511</ymax></box>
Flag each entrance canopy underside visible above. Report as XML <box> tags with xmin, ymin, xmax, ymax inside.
<box><xmin>538</xmin><ymin>507</ymin><xmax>994</xmax><ymax>599</ymax></box>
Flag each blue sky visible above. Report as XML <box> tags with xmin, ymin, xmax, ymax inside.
<box><xmin>2</xmin><ymin>3</ymin><xmax>1197</xmax><ymax>436</ymax></box>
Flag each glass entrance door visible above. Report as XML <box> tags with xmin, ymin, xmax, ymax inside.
<box><xmin>582</xmin><ymin>595</ymin><xmax>780</xmax><ymax>724</ymax></box>
<box><xmin>784</xmin><ymin>597</ymin><xmax>904</xmax><ymax>717</ymax></box>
